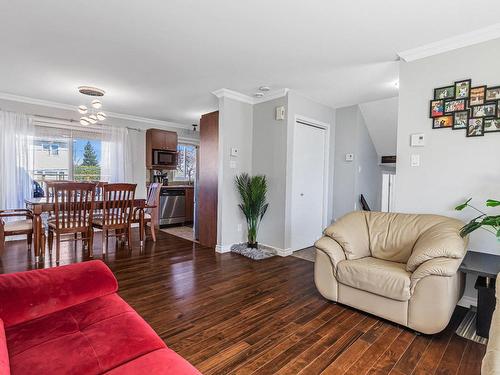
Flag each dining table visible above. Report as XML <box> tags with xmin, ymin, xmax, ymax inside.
<box><xmin>25</xmin><ymin>197</ymin><xmax>146</xmax><ymax>262</ymax></box>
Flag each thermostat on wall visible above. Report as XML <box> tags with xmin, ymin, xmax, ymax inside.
<box><xmin>410</xmin><ymin>133</ymin><xmax>425</xmax><ymax>147</ymax></box>
<box><xmin>230</xmin><ymin>147</ymin><xmax>239</xmax><ymax>157</ymax></box>
<box><xmin>345</xmin><ymin>153</ymin><xmax>354</xmax><ymax>161</ymax></box>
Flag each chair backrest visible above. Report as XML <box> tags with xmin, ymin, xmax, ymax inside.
<box><xmin>102</xmin><ymin>183</ymin><xmax>137</xmax><ymax>226</ymax></box>
<box><xmin>95</xmin><ymin>182</ymin><xmax>108</xmax><ymax>199</ymax></box>
<box><xmin>145</xmin><ymin>183</ymin><xmax>161</xmax><ymax>227</ymax></box>
<box><xmin>53</xmin><ymin>182</ymin><xmax>96</xmax><ymax>230</ymax></box>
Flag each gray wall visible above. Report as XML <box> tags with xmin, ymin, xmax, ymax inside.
<box><xmin>217</xmin><ymin>97</ymin><xmax>254</xmax><ymax>249</ymax></box>
<box><xmin>395</xmin><ymin>38</ymin><xmax>500</xmax><ymax>256</ymax></box>
<box><xmin>333</xmin><ymin>105</ymin><xmax>382</xmax><ymax>220</ymax></box>
<box><xmin>252</xmin><ymin>97</ymin><xmax>288</xmax><ymax>249</ymax></box>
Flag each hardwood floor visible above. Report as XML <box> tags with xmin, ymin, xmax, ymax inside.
<box><xmin>0</xmin><ymin>230</ymin><xmax>485</xmax><ymax>374</ymax></box>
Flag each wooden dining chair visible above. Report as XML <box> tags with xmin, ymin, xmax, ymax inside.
<box><xmin>47</xmin><ymin>182</ymin><xmax>96</xmax><ymax>264</ymax></box>
<box><xmin>0</xmin><ymin>209</ymin><xmax>35</xmax><ymax>253</ymax></box>
<box><xmin>132</xmin><ymin>183</ymin><xmax>161</xmax><ymax>242</ymax></box>
<box><xmin>92</xmin><ymin>183</ymin><xmax>136</xmax><ymax>253</ymax></box>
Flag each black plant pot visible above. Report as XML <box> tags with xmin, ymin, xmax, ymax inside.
<box><xmin>247</xmin><ymin>242</ymin><xmax>258</xmax><ymax>249</ymax></box>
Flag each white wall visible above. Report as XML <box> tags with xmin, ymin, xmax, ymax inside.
<box><xmin>216</xmin><ymin>97</ymin><xmax>254</xmax><ymax>250</ymax></box>
<box><xmin>395</xmin><ymin>38</ymin><xmax>500</xmax><ymax>256</ymax></box>
<box><xmin>0</xmin><ymin>97</ymin><xmax>198</xmax><ymax>199</ymax></box>
<box><xmin>333</xmin><ymin>105</ymin><xmax>382</xmax><ymax>219</ymax></box>
<box><xmin>252</xmin><ymin>97</ymin><xmax>287</xmax><ymax>250</ymax></box>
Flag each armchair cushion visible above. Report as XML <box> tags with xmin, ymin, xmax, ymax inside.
<box><xmin>406</xmin><ymin>218</ymin><xmax>467</xmax><ymax>272</ymax></box>
<box><xmin>3</xmin><ymin>219</ymin><xmax>32</xmax><ymax>233</ymax></box>
<box><xmin>0</xmin><ymin>260</ymin><xmax>118</xmax><ymax>327</ymax></box>
<box><xmin>336</xmin><ymin>257</ymin><xmax>411</xmax><ymax>301</ymax></box>
<box><xmin>0</xmin><ymin>319</ymin><xmax>9</xmax><ymax>375</ymax></box>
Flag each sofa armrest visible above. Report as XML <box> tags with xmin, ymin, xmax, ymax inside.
<box><xmin>314</xmin><ymin>236</ymin><xmax>346</xmax><ymax>271</ymax></box>
<box><xmin>406</xmin><ymin>219</ymin><xmax>467</xmax><ymax>272</ymax></box>
<box><xmin>0</xmin><ymin>260</ymin><xmax>118</xmax><ymax>328</ymax></box>
<box><xmin>410</xmin><ymin>257</ymin><xmax>463</xmax><ymax>293</ymax></box>
<box><xmin>0</xmin><ymin>319</ymin><xmax>9</xmax><ymax>375</ymax></box>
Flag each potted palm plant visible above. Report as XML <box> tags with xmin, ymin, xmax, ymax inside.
<box><xmin>234</xmin><ymin>173</ymin><xmax>269</xmax><ymax>248</ymax></box>
<box><xmin>455</xmin><ymin>198</ymin><xmax>500</xmax><ymax>239</ymax></box>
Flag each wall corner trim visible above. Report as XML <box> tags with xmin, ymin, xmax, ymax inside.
<box><xmin>397</xmin><ymin>23</ymin><xmax>500</xmax><ymax>62</ymax></box>
<box><xmin>212</xmin><ymin>88</ymin><xmax>288</xmax><ymax>105</ymax></box>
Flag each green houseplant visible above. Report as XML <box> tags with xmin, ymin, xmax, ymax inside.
<box><xmin>234</xmin><ymin>173</ymin><xmax>269</xmax><ymax>248</ymax></box>
<box><xmin>455</xmin><ymin>198</ymin><xmax>500</xmax><ymax>239</ymax></box>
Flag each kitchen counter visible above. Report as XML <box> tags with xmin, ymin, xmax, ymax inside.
<box><xmin>160</xmin><ymin>185</ymin><xmax>194</xmax><ymax>189</ymax></box>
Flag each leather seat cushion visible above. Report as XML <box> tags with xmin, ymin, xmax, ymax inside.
<box><xmin>336</xmin><ymin>257</ymin><xmax>411</xmax><ymax>301</ymax></box>
<box><xmin>4</xmin><ymin>220</ymin><xmax>32</xmax><ymax>233</ymax></box>
<box><xmin>6</xmin><ymin>294</ymin><xmax>166</xmax><ymax>374</ymax></box>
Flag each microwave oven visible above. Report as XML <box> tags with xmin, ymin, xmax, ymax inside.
<box><xmin>153</xmin><ymin>149</ymin><xmax>177</xmax><ymax>168</ymax></box>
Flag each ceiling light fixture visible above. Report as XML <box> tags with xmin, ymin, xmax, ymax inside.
<box><xmin>77</xmin><ymin>86</ymin><xmax>106</xmax><ymax>125</ymax></box>
<box><xmin>254</xmin><ymin>92</ymin><xmax>264</xmax><ymax>98</ymax></box>
<box><xmin>259</xmin><ymin>86</ymin><xmax>271</xmax><ymax>92</ymax></box>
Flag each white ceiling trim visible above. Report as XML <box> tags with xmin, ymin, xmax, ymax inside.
<box><xmin>212</xmin><ymin>88</ymin><xmax>289</xmax><ymax>105</ymax></box>
<box><xmin>398</xmin><ymin>23</ymin><xmax>500</xmax><ymax>62</ymax></box>
<box><xmin>0</xmin><ymin>91</ymin><xmax>192</xmax><ymax>130</ymax></box>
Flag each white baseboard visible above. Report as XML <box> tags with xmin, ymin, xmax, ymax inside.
<box><xmin>458</xmin><ymin>295</ymin><xmax>476</xmax><ymax>308</ymax></box>
<box><xmin>215</xmin><ymin>244</ymin><xmax>232</xmax><ymax>253</ymax></box>
<box><xmin>261</xmin><ymin>243</ymin><xmax>292</xmax><ymax>257</ymax></box>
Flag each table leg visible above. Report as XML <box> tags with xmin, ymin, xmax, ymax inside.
<box><xmin>139</xmin><ymin>208</ymin><xmax>145</xmax><ymax>247</ymax></box>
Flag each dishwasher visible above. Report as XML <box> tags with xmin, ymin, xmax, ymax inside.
<box><xmin>159</xmin><ymin>188</ymin><xmax>186</xmax><ymax>226</ymax></box>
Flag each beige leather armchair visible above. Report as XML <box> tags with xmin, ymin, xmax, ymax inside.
<box><xmin>482</xmin><ymin>274</ymin><xmax>499</xmax><ymax>375</ymax></box>
<box><xmin>314</xmin><ymin>211</ymin><xmax>468</xmax><ymax>334</ymax></box>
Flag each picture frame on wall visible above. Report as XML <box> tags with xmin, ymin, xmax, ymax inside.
<box><xmin>454</xmin><ymin>79</ymin><xmax>471</xmax><ymax>99</ymax></box>
<box><xmin>466</xmin><ymin>118</ymin><xmax>484</xmax><ymax>137</ymax></box>
<box><xmin>485</xmin><ymin>86</ymin><xmax>500</xmax><ymax>101</ymax></box>
<box><xmin>484</xmin><ymin>118</ymin><xmax>500</xmax><ymax>133</ymax></box>
<box><xmin>444</xmin><ymin>99</ymin><xmax>466</xmax><ymax>113</ymax></box>
<box><xmin>434</xmin><ymin>86</ymin><xmax>455</xmax><ymax>100</ymax></box>
<box><xmin>432</xmin><ymin>115</ymin><xmax>453</xmax><ymax>129</ymax></box>
<box><xmin>471</xmin><ymin>102</ymin><xmax>497</xmax><ymax>118</ymax></box>
<box><xmin>469</xmin><ymin>86</ymin><xmax>486</xmax><ymax>106</ymax></box>
<box><xmin>452</xmin><ymin>110</ymin><xmax>469</xmax><ymax>129</ymax></box>
<box><xmin>430</xmin><ymin>99</ymin><xmax>444</xmax><ymax>118</ymax></box>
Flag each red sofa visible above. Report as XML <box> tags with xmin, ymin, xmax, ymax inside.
<box><xmin>0</xmin><ymin>261</ymin><xmax>200</xmax><ymax>375</ymax></box>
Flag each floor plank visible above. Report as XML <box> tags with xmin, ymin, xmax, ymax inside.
<box><xmin>0</xmin><ymin>230</ymin><xmax>486</xmax><ymax>375</ymax></box>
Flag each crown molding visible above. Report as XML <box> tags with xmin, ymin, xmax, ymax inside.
<box><xmin>398</xmin><ymin>24</ymin><xmax>500</xmax><ymax>62</ymax></box>
<box><xmin>0</xmin><ymin>92</ymin><xmax>192</xmax><ymax>130</ymax></box>
<box><xmin>212</xmin><ymin>88</ymin><xmax>289</xmax><ymax>105</ymax></box>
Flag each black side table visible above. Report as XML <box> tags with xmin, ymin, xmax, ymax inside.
<box><xmin>457</xmin><ymin>251</ymin><xmax>499</xmax><ymax>341</ymax></box>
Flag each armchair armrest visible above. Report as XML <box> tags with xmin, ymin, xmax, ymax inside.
<box><xmin>314</xmin><ymin>236</ymin><xmax>346</xmax><ymax>271</ymax></box>
<box><xmin>0</xmin><ymin>260</ymin><xmax>117</xmax><ymax>328</ymax></box>
<box><xmin>406</xmin><ymin>218</ymin><xmax>467</xmax><ymax>272</ymax></box>
<box><xmin>410</xmin><ymin>257</ymin><xmax>463</xmax><ymax>293</ymax></box>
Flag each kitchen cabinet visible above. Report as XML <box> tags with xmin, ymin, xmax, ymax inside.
<box><xmin>146</xmin><ymin>129</ymin><xmax>178</xmax><ymax>169</ymax></box>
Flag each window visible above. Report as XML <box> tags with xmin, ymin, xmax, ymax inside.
<box><xmin>30</xmin><ymin>124</ymin><xmax>105</xmax><ymax>193</ymax></box>
<box><xmin>174</xmin><ymin>143</ymin><xmax>197</xmax><ymax>181</ymax></box>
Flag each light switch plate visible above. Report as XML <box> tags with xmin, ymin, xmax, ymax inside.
<box><xmin>410</xmin><ymin>133</ymin><xmax>425</xmax><ymax>147</ymax></box>
<box><xmin>411</xmin><ymin>154</ymin><xmax>420</xmax><ymax>167</ymax></box>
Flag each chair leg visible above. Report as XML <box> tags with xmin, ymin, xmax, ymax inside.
<box><xmin>55</xmin><ymin>233</ymin><xmax>61</xmax><ymax>264</ymax></box>
<box><xmin>102</xmin><ymin>229</ymin><xmax>107</xmax><ymax>255</ymax></box>
<box><xmin>127</xmin><ymin>225</ymin><xmax>132</xmax><ymax>250</ymax></box>
<box><xmin>41</xmin><ymin>233</ymin><xmax>46</xmax><ymax>258</ymax></box>
<box><xmin>88</xmin><ymin>228</ymin><xmax>94</xmax><ymax>258</ymax></box>
<box><xmin>48</xmin><ymin>229</ymin><xmax>54</xmax><ymax>256</ymax></box>
<box><xmin>27</xmin><ymin>233</ymin><xmax>32</xmax><ymax>251</ymax></box>
<box><xmin>150</xmin><ymin>223</ymin><xmax>156</xmax><ymax>243</ymax></box>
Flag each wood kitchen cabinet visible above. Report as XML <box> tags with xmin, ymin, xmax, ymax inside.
<box><xmin>146</xmin><ymin>128</ymin><xmax>178</xmax><ymax>168</ymax></box>
<box><xmin>185</xmin><ymin>187</ymin><xmax>194</xmax><ymax>223</ymax></box>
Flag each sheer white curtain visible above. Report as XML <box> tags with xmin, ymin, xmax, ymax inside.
<box><xmin>0</xmin><ymin>111</ymin><xmax>34</xmax><ymax>209</ymax></box>
<box><xmin>101</xmin><ymin>125</ymin><xmax>133</xmax><ymax>183</ymax></box>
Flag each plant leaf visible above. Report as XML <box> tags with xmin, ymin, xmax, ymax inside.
<box><xmin>486</xmin><ymin>199</ymin><xmax>500</xmax><ymax>207</ymax></box>
<box><xmin>455</xmin><ymin>198</ymin><xmax>472</xmax><ymax>211</ymax></box>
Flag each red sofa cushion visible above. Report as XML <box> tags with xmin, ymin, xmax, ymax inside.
<box><xmin>0</xmin><ymin>319</ymin><xmax>10</xmax><ymax>375</ymax></box>
<box><xmin>0</xmin><ymin>261</ymin><xmax>118</xmax><ymax>327</ymax></box>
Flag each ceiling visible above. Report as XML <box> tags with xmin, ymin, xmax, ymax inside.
<box><xmin>1</xmin><ymin>1</ymin><xmax>500</xmax><ymax>125</ymax></box>
<box><xmin>359</xmin><ymin>97</ymin><xmax>399</xmax><ymax>157</ymax></box>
